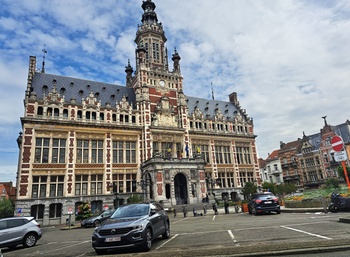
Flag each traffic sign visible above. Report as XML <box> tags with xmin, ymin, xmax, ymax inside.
<box><xmin>334</xmin><ymin>151</ymin><xmax>347</xmax><ymax>162</ymax></box>
<box><xmin>331</xmin><ymin>135</ymin><xmax>344</xmax><ymax>152</ymax></box>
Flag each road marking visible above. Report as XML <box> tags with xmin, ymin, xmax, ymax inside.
<box><xmin>281</xmin><ymin>225</ymin><xmax>332</xmax><ymax>240</ymax></box>
<box><xmin>227</xmin><ymin>230</ymin><xmax>238</xmax><ymax>244</ymax></box>
<box><xmin>38</xmin><ymin>240</ymin><xmax>90</xmax><ymax>255</ymax></box>
<box><xmin>156</xmin><ymin>234</ymin><xmax>179</xmax><ymax>250</ymax></box>
<box><xmin>212</xmin><ymin>215</ymin><xmax>216</xmax><ymax>220</ymax></box>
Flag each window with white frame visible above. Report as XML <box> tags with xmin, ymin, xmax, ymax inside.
<box><xmin>91</xmin><ymin>174</ymin><xmax>103</xmax><ymax>195</ymax></box>
<box><xmin>32</xmin><ymin>176</ymin><xmax>47</xmax><ymax>198</ymax></box>
<box><xmin>49</xmin><ymin>175</ymin><xmax>64</xmax><ymax>197</ymax></box>
<box><xmin>35</xmin><ymin>138</ymin><xmax>66</xmax><ymax>163</ymax></box>
<box><xmin>236</xmin><ymin>146</ymin><xmax>252</xmax><ymax>164</ymax></box>
<box><xmin>75</xmin><ymin>175</ymin><xmax>88</xmax><ymax>195</ymax></box>
<box><xmin>112</xmin><ymin>140</ymin><xmax>137</xmax><ymax>163</ymax></box>
<box><xmin>76</xmin><ymin>139</ymin><xmax>103</xmax><ymax>163</ymax></box>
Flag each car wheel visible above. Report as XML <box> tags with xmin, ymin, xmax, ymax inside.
<box><xmin>143</xmin><ymin>228</ymin><xmax>152</xmax><ymax>251</ymax></box>
<box><xmin>95</xmin><ymin>249</ymin><xmax>107</xmax><ymax>255</ymax></box>
<box><xmin>93</xmin><ymin>220</ymin><xmax>101</xmax><ymax>227</ymax></box>
<box><xmin>23</xmin><ymin>233</ymin><xmax>38</xmax><ymax>247</ymax></box>
<box><xmin>162</xmin><ymin>221</ymin><xmax>170</xmax><ymax>239</ymax></box>
<box><xmin>276</xmin><ymin>210</ymin><xmax>281</xmax><ymax>214</ymax></box>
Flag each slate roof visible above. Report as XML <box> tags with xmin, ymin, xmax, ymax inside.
<box><xmin>30</xmin><ymin>72</ymin><xmax>248</xmax><ymax>121</ymax></box>
<box><xmin>186</xmin><ymin>96</ymin><xmax>241</xmax><ymax>121</ymax></box>
<box><xmin>31</xmin><ymin>72</ymin><xmax>136</xmax><ymax>107</ymax></box>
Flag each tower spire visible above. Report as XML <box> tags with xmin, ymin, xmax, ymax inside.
<box><xmin>211</xmin><ymin>82</ymin><xmax>215</xmax><ymax>100</ymax></box>
<box><xmin>41</xmin><ymin>45</ymin><xmax>47</xmax><ymax>73</ymax></box>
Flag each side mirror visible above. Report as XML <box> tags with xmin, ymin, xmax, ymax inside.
<box><xmin>150</xmin><ymin>209</ymin><xmax>156</xmax><ymax>216</ymax></box>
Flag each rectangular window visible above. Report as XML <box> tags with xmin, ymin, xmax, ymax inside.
<box><xmin>75</xmin><ymin>175</ymin><xmax>88</xmax><ymax>196</ymax></box>
<box><xmin>51</xmin><ymin>139</ymin><xmax>66</xmax><ymax>163</ymax></box>
<box><xmin>35</xmin><ymin>138</ymin><xmax>66</xmax><ymax>164</ymax></box>
<box><xmin>112</xmin><ymin>173</ymin><xmax>137</xmax><ymax>193</ymax></box>
<box><xmin>32</xmin><ymin>176</ymin><xmax>47</xmax><ymax>198</ymax></box>
<box><xmin>49</xmin><ymin>203</ymin><xmax>62</xmax><ymax>218</ymax></box>
<box><xmin>49</xmin><ymin>175</ymin><xmax>64</xmax><ymax>197</ymax></box>
<box><xmin>76</xmin><ymin>139</ymin><xmax>103</xmax><ymax>163</ymax></box>
<box><xmin>236</xmin><ymin>146</ymin><xmax>252</xmax><ymax>165</ymax></box>
<box><xmin>35</xmin><ymin>138</ymin><xmax>50</xmax><ymax>163</ymax></box>
<box><xmin>113</xmin><ymin>140</ymin><xmax>137</xmax><ymax>163</ymax></box>
<box><xmin>91</xmin><ymin>174</ymin><xmax>103</xmax><ymax>195</ymax></box>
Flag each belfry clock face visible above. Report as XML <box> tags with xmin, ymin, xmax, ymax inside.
<box><xmin>159</xmin><ymin>80</ymin><xmax>165</xmax><ymax>87</ymax></box>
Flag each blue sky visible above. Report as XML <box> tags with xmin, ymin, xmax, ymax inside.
<box><xmin>1</xmin><ymin>0</ymin><xmax>350</xmax><ymax>182</ymax></box>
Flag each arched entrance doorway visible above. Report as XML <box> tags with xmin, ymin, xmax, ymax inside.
<box><xmin>174</xmin><ymin>173</ymin><xmax>188</xmax><ymax>204</ymax></box>
<box><xmin>142</xmin><ymin>171</ymin><xmax>153</xmax><ymax>202</ymax></box>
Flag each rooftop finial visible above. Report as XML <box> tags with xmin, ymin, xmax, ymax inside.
<box><xmin>322</xmin><ymin>116</ymin><xmax>328</xmax><ymax>126</ymax></box>
<box><xmin>41</xmin><ymin>45</ymin><xmax>47</xmax><ymax>73</ymax></box>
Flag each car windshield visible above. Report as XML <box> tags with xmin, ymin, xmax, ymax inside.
<box><xmin>256</xmin><ymin>193</ymin><xmax>275</xmax><ymax>200</ymax></box>
<box><xmin>111</xmin><ymin>204</ymin><xmax>149</xmax><ymax>218</ymax></box>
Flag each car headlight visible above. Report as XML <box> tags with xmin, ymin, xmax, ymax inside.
<box><xmin>133</xmin><ymin>224</ymin><xmax>144</xmax><ymax>230</ymax></box>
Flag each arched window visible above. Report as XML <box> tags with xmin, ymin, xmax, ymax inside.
<box><xmin>37</xmin><ymin>106</ymin><xmax>43</xmax><ymax>116</ymax></box>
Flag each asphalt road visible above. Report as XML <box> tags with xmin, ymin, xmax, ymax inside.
<box><xmin>2</xmin><ymin>210</ymin><xmax>350</xmax><ymax>257</ymax></box>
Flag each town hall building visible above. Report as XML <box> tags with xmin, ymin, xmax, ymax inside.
<box><xmin>16</xmin><ymin>0</ymin><xmax>260</xmax><ymax>225</ymax></box>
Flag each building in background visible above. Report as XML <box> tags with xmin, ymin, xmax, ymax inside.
<box><xmin>15</xmin><ymin>0</ymin><xmax>259</xmax><ymax>225</ymax></box>
<box><xmin>259</xmin><ymin>118</ymin><xmax>350</xmax><ymax>191</ymax></box>
<box><xmin>0</xmin><ymin>182</ymin><xmax>16</xmax><ymax>202</ymax></box>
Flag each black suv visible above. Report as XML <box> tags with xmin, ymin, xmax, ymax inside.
<box><xmin>248</xmin><ymin>192</ymin><xmax>281</xmax><ymax>215</ymax></box>
<box><xmin>92</xmin><ymin>202</ymin><xmax>170</xmax><ymax>255</ymax></box>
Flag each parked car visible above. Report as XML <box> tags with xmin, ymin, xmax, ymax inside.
<box><xmin>0</xmin><ymin>217</ymin><xmax>42</xmax><ymax>249</ymax></box>
<box><xmin>92</xmin><ymin>202</ymin><xmax>170</xmax><ymax>255</ymax></box>
<box><xmin>248</xmin><ymin>192</ymin><xmax>281</xmax><ymax>215</ymax></box>
<box><xmin>81</xmin><ymin>209</ymin><xmax>115</xmax><ymax>228</ymax></box>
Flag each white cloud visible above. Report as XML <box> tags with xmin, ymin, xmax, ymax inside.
<box><xmin>0</xmin><ymin>0</ymin><xmax>350</xmax><ymax>176</ymax></box>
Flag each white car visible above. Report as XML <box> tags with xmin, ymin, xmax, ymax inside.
<box><xmin>0</xmin><ymin>217</ymin><xmax>42</xmax><ymax>249</ymax></box>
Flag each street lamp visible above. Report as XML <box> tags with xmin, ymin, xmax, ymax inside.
<box><xmin>109</xmin><ymin>182</ymin><xmax>119</xmax><ymax>208</ymax></box>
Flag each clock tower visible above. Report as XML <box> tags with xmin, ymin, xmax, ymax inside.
<box><xmin>125</xmin><ymin>0</ymin><xmax>188</xmax><ymax>162</ymax></box>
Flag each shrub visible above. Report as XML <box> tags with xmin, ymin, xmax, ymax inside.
<box><xmin>76</xmin><ymin>202</ymin><xmax>92</xmax><ymax>221</ymax></box>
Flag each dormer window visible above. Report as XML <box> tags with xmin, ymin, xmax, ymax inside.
<box><xmin>42</xmin><ymin>85</ymin><xmax>48</xmax><ymax>95</ymax></box>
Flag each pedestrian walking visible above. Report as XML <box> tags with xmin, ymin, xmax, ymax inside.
<box><xmin>224</xmin><ymin>200</ymin><xmax>229</xmax><ymax>214</ymax></box>
<box><xmin>182</xmin><ymin>205</ymin><xmax>187</xmax><ymax>218</ymax></box>
<box><xmin>212</xmin><ymin>202</ymin><xmax>218</xmax><ymax>215</ymax></box>
<box><xmin>173</xmin><ymin>207</ymin><xmax>177</xmax><ymax>218</ymax></box>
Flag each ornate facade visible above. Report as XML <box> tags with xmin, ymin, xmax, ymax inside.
<box><xmin>16</xmin><ymin>0</ymin><xmax>259</xmax><ymax>225</ymax></box>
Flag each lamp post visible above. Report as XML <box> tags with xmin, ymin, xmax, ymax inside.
<box><xmin>109</xmin><ymin>182</ymin><xmax>119</xmax><ymax>208</ymax></box>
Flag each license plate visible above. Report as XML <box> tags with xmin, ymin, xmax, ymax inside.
<box><xmin>264</xmin><ymin>201</ymin><xmax>272</xmax><ymax>204</ymax></box>
<box><xmin>105</xmin><ymin>237</ymin><xmax>121</xmax><ymax>242</ymax></box>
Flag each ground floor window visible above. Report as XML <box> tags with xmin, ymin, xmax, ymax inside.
<box><xmin>91</xmin><ymin>200</ymin><xmax>102</xmax><ymax>214</ymax></box>
<box><xmin>75</xmin><ymin>201</ymin><xmax>82</xmax><ymax>215</ymax></box>
<box><xmin>31</xmin><ymin>204</ymin><xmax>45</xmax><ymax>219</ymax></box>
<box><xmin>49</xmin><ymin>203</ymin><xmax>62</xmax><ymax>218</ymax></box>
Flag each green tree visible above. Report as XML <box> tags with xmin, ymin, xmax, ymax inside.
<box><xmin>262</xmin><ymin>182</ymin><xmax>276</xmax><ymax>194</ymax></box>
<box><xmin>325</xmin><ymin>177</ymin><xmax>340</xmax><ymax>189</ymax></box>
<box><xmin>337</xmin><ymin>165</ymin><xmax>350</xmax><ymax>181</ymax></box>
<box><xmin>0</xmin><ymin>198</ymin><xmax>14</xmax><ymax>218</ymax></box>
<box><xmin>127</xmin><ymin>194</ymin><xmax>143</xmax><ymax>203</ymax></box>
<box><xmin>241</xmin><ymin>182</ymin><xmax>257</xmax><ymax>200</ymax></box>
<box><xmin>276</xmin><ymin>183</ymin><xmax>297</xmax><ymax>197</ymax></box>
